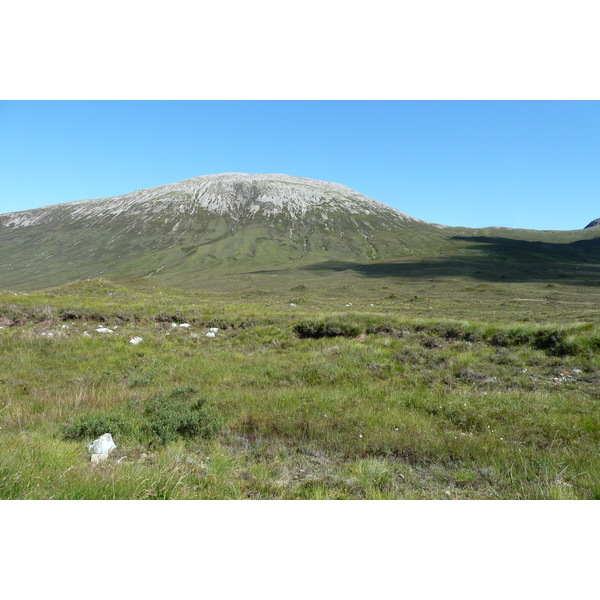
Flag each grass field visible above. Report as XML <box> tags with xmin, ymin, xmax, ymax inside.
<box><xmin>1</xmin><ymin>274</ymin><xmax>599</xmax><ymax>499</ymax></box>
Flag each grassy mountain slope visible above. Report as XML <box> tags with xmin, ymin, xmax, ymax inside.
<box><xmin>0</xmin><ymin>173</ymin><xmax>598</xmax><ymax>291</ymax></box>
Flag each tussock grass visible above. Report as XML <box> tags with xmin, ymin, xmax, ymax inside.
<box><xmin>0</xmin><ymin>278</ymin><xmax>599</xmax><ymax>499</ymax></box>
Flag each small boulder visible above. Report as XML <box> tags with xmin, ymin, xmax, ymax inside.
<box><xmin>129</xmin><ymin>336</ymin><xmax>143</xmax><ymax>345</ymax></box>
<box><xmin>87</xmin><ymin>433</ymin><xmax>117</xmax><ymax>456</ymax></box>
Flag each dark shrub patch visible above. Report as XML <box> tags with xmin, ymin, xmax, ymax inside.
<box><xmin>144</xmin><ymin>386</ymin><xmax>222</xmax><ymax>444</ymax></box>
<box><xmin>294</xmin><ymin>321</ymin><xmax>362</xmax><ymax>339</ymax></box>
<box><xmin>64</xmin><ymin>387</ymin><xmax>222</xmax><ymax>446</ymax></box>
<box><xmin>532</xmin><ymin>331</ymin><xmax>570</xmax><ymax>355</ymax></box>
<box><xmin>64</xmin><ymin>414</ymin><xmax>133</xmax><ymax>440</ymax></box>
<box><xmin>155</xmin><ymin>312</ymin><xmax>187</xmax><ymax>323</ymax></box>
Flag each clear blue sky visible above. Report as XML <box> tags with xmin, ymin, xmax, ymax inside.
<box><xmin>0</xmin><ymin>101</ymin><xmax>598</xmax><ymax>230</ymax></box>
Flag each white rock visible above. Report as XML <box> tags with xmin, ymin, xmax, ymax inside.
<box><xmin>208</xmin><ymin>327</ymin><xmax>219</xmax><ymax>332</ymax></box>
<box><xmin>95</xmin><ymin>327</ymin><xmax>113</xmax><ymax>333</ymax></box>
<box><xmin>345</xmin><ymin>303</ymin><xmax>352</xmax><ymax>307</ymax></box>
<box><xmin>289</xmin><ymin>303</ymin><xmax>297</xmax><ymax>307</ymax></box>
<box><xmin>171</xmin><ymin>323</ymin><xmax>178</xmax><ymax>328</ymax></box>
<box><xmin>179</xmin><ymin>323</ymin><xmax>190</xmax><ymax>328</ymax></box>
<box><xmin>206</xmin><ymin>332</ymin><xmax>216</xmax><ymax>337</ymax></box>
<box><xmin>87</xmin><ymin>433</ymin><xmax>117</xmax><ymax>455</ymax></box>
<box><xmin>370</xmin><ymin>304</ymin><xmax>374</xmax><ymax>307</ymax></box>
<box><xmin>129</xmin><ymin>336</ymin><xmax>143</xmax><ymax>345</ymax></box>
<box><xmin>91</xmin><ymin>453</ymin><xmax>108</xmax><ymax>465</ymax></box>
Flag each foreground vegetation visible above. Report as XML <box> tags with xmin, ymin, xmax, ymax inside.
<box><xmin>1</xmin><ymin>277</ymin><xmax>598</xmax><ymax>499</ymax></box>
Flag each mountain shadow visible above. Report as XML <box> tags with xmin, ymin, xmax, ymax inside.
<box><xmin>449</xmin><ymin>235</ymin><xmax>600</xmax><ymax>263</ymax></box>
<box><xmin>301</xmin><ymin>234</ymin><xmax>600</xmax><ymax>286</ymax></box>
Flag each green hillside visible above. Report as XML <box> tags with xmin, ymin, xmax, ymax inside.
<box><xmin>0</xmin><ymin>173</ymin><xmax>598</xmax><ymax>291</ymax></box>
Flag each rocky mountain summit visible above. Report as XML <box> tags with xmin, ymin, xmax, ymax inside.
<box><xmin>584</xmin><ymin>218</ymin><xmax>600</xmax><ymax>229</ymax></box>
<box><xmin>0</xmin><ymin>173</ymin><xmax>419</xmax><ymax>230</ymax></box>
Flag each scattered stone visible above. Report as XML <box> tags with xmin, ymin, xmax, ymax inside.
<box><xmin>572</xmin><ymin>368</ymin><xmax>582</xmax><ymax>374</ymax></box>
<box><xmin>83</xmin><ymin>331</ymin><xmax>91</xmax><ymax>336</ymax></box>
<box><xmin>95</xmin><ymin>327</ymin><xmax>113</xmax><ymax>334</ymax></box>
<box><xmin>208</xmin><ymin>327</ymin><xmax>219</xmax><ymax>332</ymax></box>
<box><xmin>206</xmin><ymin>332</ymin><xmax>216</xmax><ymax>338</ymax></box>
<box><xmin>345</xmin><ymin>303</ymin><xmax>352</xmax><ymax>307</ymax></box>
<box><xmin>87</xmin><ymin>433</ymin><xmax>117</xmax><ymax>455</ymax></box>
<box><xmin>129</xmin><ymin>336</ymin><xmax>143</xmax><ymax>345</ymax></box>
<box><xmin>179</xmin><ymin>323</ymin><xmax>190</xmax><ymax>328</ymax></box>
<box><xmin>289</xmin><ymin>303</ymin><xmax>297</xmax><ymax>307</ymax></box>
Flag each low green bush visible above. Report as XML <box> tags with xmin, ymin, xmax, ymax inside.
<box><xmin>144</xmin><ymin>386</ymin><xmax>222</xmax><ymax>444</ymax></box>
<box><xmin>64</xmin><ymin>413</ymin><xmax>133</xmax><ymax>440</ymax></box>
<box><xmin>63</xmin><ymin>386</ymin><xmax>222</xmax><ymax>445</ymax></box>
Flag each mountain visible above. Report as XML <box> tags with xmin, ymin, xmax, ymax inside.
<box><xmin>584</xmin><ymin>218</ymin><xmax>600</xmax><ymax>229</ymax></box>
<box><xmin>0</xmin><ymin>174</ymin><xmax>445</xmax><ymax>289</ymax></box>
<box><xmin>0</xmin><ymin>173</ymin><xmax>599</xmax><ymax>290</ymax></box>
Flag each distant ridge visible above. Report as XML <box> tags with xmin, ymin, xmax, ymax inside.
<box><xmin>584</xmin><ymin>218</ymin><xmax>600</xmax><ymax>229</ymax></box>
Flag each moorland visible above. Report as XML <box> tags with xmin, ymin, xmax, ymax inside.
<box><xmin>1</xmin><ymin>266</ymin><xmax>598</xmax><ymax>499</ymax></box>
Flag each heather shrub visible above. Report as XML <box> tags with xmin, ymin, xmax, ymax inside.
<box><xmin>64</xmin><ymin>413</ymin><xmax>133</xmax><ymax>440</ymax></box>
<box><xmin>144</xmin><ymin>386</ymin><xmax>222</xmax><ymax>444</ymax></box>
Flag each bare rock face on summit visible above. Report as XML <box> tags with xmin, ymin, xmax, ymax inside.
<box><xmin>584</xmin><ymin>218</ymin><xmax>600</xmax><ymax>229</ymax></box>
